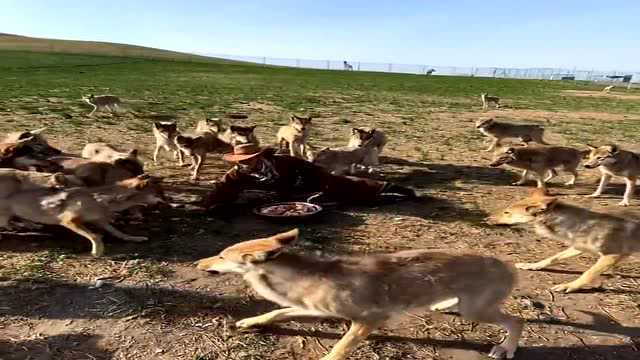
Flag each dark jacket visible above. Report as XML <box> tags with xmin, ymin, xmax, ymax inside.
<box><xmin>202</xmin><ymin>151</ymin><xmax>388</xmax><ymax>207</ymax></box>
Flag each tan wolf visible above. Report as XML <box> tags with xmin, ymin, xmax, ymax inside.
<box><xmin>584</xmin><ymin>144</ymin><xmax>640</xmax><ymax>206</ymax></box>
<box><xmin>197</xmin><ymin>229</ymin><xmax>523</xmax><ymax>360</ymax></box>
<box><xmin>487</xmin><ymin>188</ymin><xmax>640</xmax><ymax>293</ymax></box>
<box><xmin>476</xmin><ymin>118</ymin><xmax>547</xmax><ymax>152</ymax></box>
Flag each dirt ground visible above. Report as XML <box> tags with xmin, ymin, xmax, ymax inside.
<box><xmin>1</xmin><ymin>105</ymin><xmax>640</xmax><ymax>360</ymax></box>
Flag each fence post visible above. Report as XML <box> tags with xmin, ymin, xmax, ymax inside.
<box><xmin>357</xmin><ymin>62</ymin><xmax>360</xmax><ymax>71</ymax></box>
<box><xmin>327</xmin><ymin>60</ymin><xmax>330</xmax><ymax>70</ymax></box>
<box><xmin>388</xmin><ymin>63</ymin><xmax>392</xmax><ymax>72</ymax></box>
<box><xmin>296</xmin><ymin>59</ymin><xmax>300</xmax><ymax>67</ymax></box>
<box><xmin>262</xmin><ymin>57</ymin><xmax>266</xmax><ymax>66</ymax></box>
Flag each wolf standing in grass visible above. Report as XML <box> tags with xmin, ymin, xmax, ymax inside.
<box><xmin>82</xmin><ymin>94</ymin><xmax>122</xmax><ymax>116</ymax></box>
<box><xmin>198</xmin><ymin>229</ymin><xmax>523</xmax><ymax>360</ymax></box>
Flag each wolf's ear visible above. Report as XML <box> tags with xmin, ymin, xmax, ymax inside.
<box><xmin>525</xmin><ymin>197</ymin><xmax>557</xmax><ymax>215</ymax></box>
<box><xmin>351</xmin><ymin>127</ymin><xmax>359</xmax><ymax>135</ymax></box>
<box><xmin>528</xmin><ymin>188</ymin><xmax>548</xmax><ymax>199</ymax></box>
<box><xmin>153</xmin><ymin>122</ymin><xmax>161</xmax><ymax>129</ymax></box>
<box><xmin>607</xmin><ymin>145</ymin><xmax>619</xmax><ymax>155</ymax></box>
<box><xmin>586</xmin><ymin>144</ymin><xmax>596</xmax><ymax>150</ymax></box>
<box><xmin>249</xmin><ymin>125</ymin><xmax>258</xmax><ymax>131</ymax></box>
<box><xmin>271</xmin><ymin>229</ymin><xmax>299</xmax><ymax>247</ymax></box>
<box><xmin>128</xmin><ymin>149</ymin><xmax>138</xmax><ymax>157</ymax></box>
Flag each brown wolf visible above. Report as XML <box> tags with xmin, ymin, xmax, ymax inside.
<box><xmin>152</xmin><ymin>121</ymin><xmax>185</xmax><ymax>166</ymax></box>
<box><xmin>0</xmin><ymin>174</ymin><xmax>164</xmax><ymax>257</ymax></box>
<box><xmin>197</xmin><ymin>229</ymin><xmax>523</xmax><ymax>359</ymax></box>
<box><xmin>476</xmin><ymin>118</ymin><xmax>547</xmax><ymax>152</ymax></box>
<box><xmin>347</xmin><ymin>127</ymin><xmax>387</xmax><ymax>165</ymax></box>
<box><xmin>490</xmin><ymin>145</ymin><xmax>587</xmax><ymax>189</ymax></box>
<box><xmin>584</xmin><ymin>144</ymin><xmax>640</xmax><ymax>206</ymax></box>
<box><xmin>487</xmin><ymin>188</ymin><xmax>640</xmax><ymax>293</ymax></box>
<box><xmin>277</xmin><ymin>115</ymin><xmax>313</xmax><ymax>160</ymax></box>
<box><xmin>480</xmin><ymin>93</ymin><xmax>501</xmax><ymax>110</ymax></box>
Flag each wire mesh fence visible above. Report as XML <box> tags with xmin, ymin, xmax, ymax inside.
<box><xmin>211</xmin><ymin>53</ymin><xmax>639</xmax><ymax>85</ymax></box>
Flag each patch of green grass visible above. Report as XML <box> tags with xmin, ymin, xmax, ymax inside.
<box><xmin>1</xmin><ymin>50</ymin><xmax>639</xmax><ymax>140</ymax></box>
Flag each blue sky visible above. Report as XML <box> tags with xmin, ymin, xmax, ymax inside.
<box><xmin>2</xmin><ymin>0</ymin><xmax>639</xmax><ymax>70</ymax></box>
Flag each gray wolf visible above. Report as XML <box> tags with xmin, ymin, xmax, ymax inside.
<box><xmin>81</xmin><ymin>142</ymin><xmax>140</xmax><ymax>163</ymax></box>
<box><xmin>347</xmin><ymin>127</ymin><xmax>387</xmax><ymax>165</ymax></box>
<box><xmin>584</xmin><ymin>144</ymin><xmax>640</xmax><ymax>206</ymax></box>
<box><xmin>313</xmin><ymin>138</ymin><xmax>379</xmax><ymax>175</ymax></box>
<box><xmin>82</xmin><ymin>94</ymin><xmax>122</xmax><ymax>116</ymax></box>
<box><xmin>0</xmin><ymin>174</ymin><xmax>164</xmax><ymax>257</ymax></box>
<box><xmin>477</xmin><ymin>118</ymin><xmax>547</xmax><ymax>152</ymax></box>
<box><xmin>152</xmin><ymin>121</ymin><xmax>185</xmax><ymax>166</ymax></box>
<box><xmin>197</xmin><ymin>229</ymin><xmax>522</xmax><ymax>359</ymax></box>
<box><xmin>487</xmin><ymin>188</ymin><xmax>640</xmax><ymax>293</ymax></box>
<box><xmin>481</xmin><ymin>93</ymin><xmax>501</xmax><ymax>110</ymax></box>
<box><xmin>276</xmin><ymin>115</ymin><xmax>313</xmax><ymax>160</ymax></box>
<box><xmin>1</xmin><ymin>128</ymin><xmax>62</xmax><ymax>171</ymax></box>
<box><xmin>490</xmin><ymin>145</ymin><xmax>587</xmax><ymax>189</ymax></box>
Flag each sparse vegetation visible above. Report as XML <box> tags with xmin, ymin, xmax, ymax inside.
<box><xmin>1</xmin><ymin>46</ymin><xmax>639</xmax><ymax>359</ymax></box>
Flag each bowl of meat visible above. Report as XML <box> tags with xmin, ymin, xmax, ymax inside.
<box><xmin>253</xmin><ymin>202</ymin><xmax>323</xmax><ymax>222</ymax></box>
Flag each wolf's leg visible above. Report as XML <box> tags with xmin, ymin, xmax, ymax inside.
<box><xmin>320</xmin><ymin>321</ymin><xmax>379</xmax><ymax>360</ymax></box>
<box><xmin>192</xmin><ymin>154</ymin><xmax>204</xmax><ymax>180</ymax></box>
<box><xmin>459</xmin><ymin>298</ymin><xmax>522</xmax><ymax>359</ymax></box>
<box><xmin>153</xmin><ymin>145</ymin><xmax>161</xmax><ymax>164</ymax></box>
<box><xmin>588</xmin><ymin>173</ymin><xmax>611</xmax><ymax>197</ymax></box>
<box><xmin>88</xmin><ymin>104</ymin><xmax>97</xmax><ymax>116</ymax></box>
<box><xmin>176</xmin><ymin>149</ymin><xmax>185</xmax><ymax>166</ymax></box>
<box><xmin>99</xmin><ymin>223</ymin><xmax>148</xmax><ymax>242</ymax></box>
<box><xmin>551</xmin><ymin>254</ymin><xmax>626</xmax><ymax>293</ymax></box>
<box><xmin>544</xmin><ymin>168</ymin><xmax>557</xmax><ymax>182</ymax></box>
<box><xmin>59</xmin><ymin>213</ymin><xmax>104</xmax><ymax>257</ymax></box>
<box><xmin>516</xmin><ymin>247</ymin><xmax>582</xmax><ymax>270</ymax></box>
<box><xmin>513</xmin><ymin>170</ymin><xmax>529</xmax><ymax>185</ymax></box>
<box><xmin>619</xmin><ymin>176</ymin><xmax>636</xmax><ymax>206</ymax></box>
<box><xmin>235</xmin><ymin>308</ymin><xmax>327</xmax><ymax>328</ymax></box>
<box><xmin>486</xmin><ymin>137</ymin><xmax>499</xmax><ymax>152</ymax></box>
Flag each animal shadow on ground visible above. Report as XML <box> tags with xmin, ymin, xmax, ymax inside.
<box><xmin>263</xmin><ymin>316</ymin><xmax>640</xmax><ymax>360</ymax></box>
<box><xmin>353</xmin><ymin>194</ymin><xmax>489</xmax><ymax>225</ymax></box>
<box><xmin>0</xmin><ymin>278</ymin><xmax>272</xmax><ymax>321</ymax></box>
<box><xmin>0</xmin><ymin>203</ymin><xmax>366</xmax><ymax>263</ymax></box>
<box><xmin>0</xmin><ymin>333</ymin><xmax>113</xmax><ymax>360</ymax></box>
<box><xmin>380</xmin><ymin>156</ymin><xmax>516</xmax><ymax>190</ymax></box>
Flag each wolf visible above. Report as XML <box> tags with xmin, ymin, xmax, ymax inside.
<box><xmin>197</xmin><ymin>229</ymin><xmax>522</xmax><ymax>360</ymax></box>
<box><xmin>490</xmin><ymin>145</ymin><xmax>587</xmax><ymax>189</ymax></box>
<box><xmin>313</xmin><ymin>138</ymin><xmax>379</xmax><ymax>175</ymax></box>
<box><xmin>0</xmin><ymin>174</ymin><xmax>164</xmax><ymax>257</ymax></box>
<box><xmin>277</xmin><ymin>115</ymin><xmax>313</xmax><ymax>160</ymax></box>
<box><xmin>175</xmin><ymin>132</ymin><xmax>232</xmax><ymax>181</ymax></box>
<box><xmin>347</xmin><ymin>127</ymin><xmax>387</xmax><ymax>165</ymax></box>
<box><xmin>82</xmin><ymin>94</ymin><xmax>122</xmax><ymax>116</ymax></box>
<box><xmin>480</xmin><ymin>93</ymin><xmax>501</xmax><ymax>110</ymax></box>
<box><xmin>152</xmin><ymin>121</ymin><xmax>185</xmax><ymax>165</ymax></box>
<box><xmin>584</xmin><ymin>144</ymin><xmax>640</xmax><ymax>206</ymax></box>
<box><xmin>82</xmin><ymin>142</ymin><xmax>140</xmax><ymax>164</ymax></box>
<box><xmin>487</xmin><ymin>188</ymin><xmax>640</xmax><ymax>293</ymax></box>
<box><xmin>476</xmin><ymin>118</ymin><xmax>547</xmax><ymax>152</ymax></box>
<box><xmin>1</xmin><ymin>128</ymin><xmax>63</xmax><ymax>171</ymax></box>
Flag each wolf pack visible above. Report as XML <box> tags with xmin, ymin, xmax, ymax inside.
<box><xmin>1</xmin><ymin>92</ymin><xmax>638</xmax><ymax>360</ymax></box>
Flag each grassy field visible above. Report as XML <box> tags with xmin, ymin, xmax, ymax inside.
<box><xmin>1</xmin><ymin>49</ymin><xmax>640</xmax><ymax>360</ymax></box>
